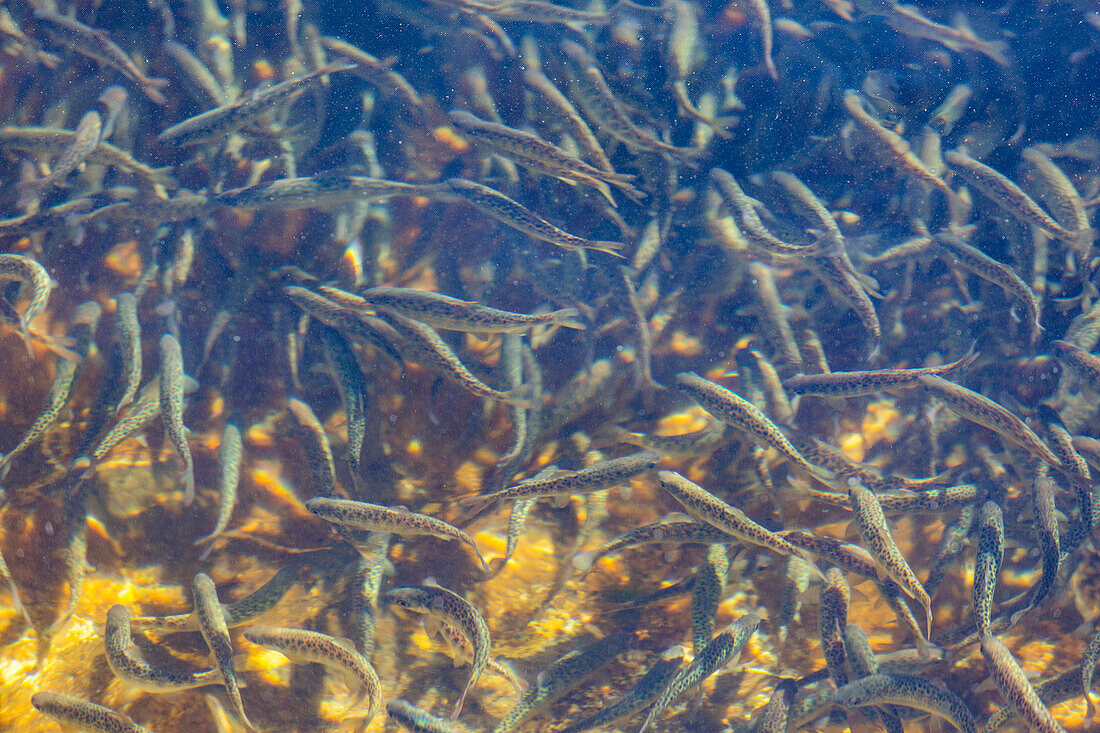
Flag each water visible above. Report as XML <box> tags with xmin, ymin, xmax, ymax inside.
<box><xmin>0</xmin><ymin>0</ymin><xmax>1099</xmax><ymax>730</ymax></box>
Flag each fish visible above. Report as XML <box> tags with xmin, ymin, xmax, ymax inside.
<box><xmin>104</xmin><ymin>605</ymin><xmax>220</xmax><ymax>691</ymax></box>
<box><xmin>157</xmin><ymin>58</ymin><xmax>356</xmax><ymax>146</ymax></box>
<box><xmin>0</xmin><ymin>253</ymin><xmax>55</xmax><ymax>344</ymax></box>
<box><xmin>214</xmin><ymin>175</ymin><xmax>432</xmax><ymax>210</ymax></box>
<box><xmin>1050</xmin><ymin>339</ymin><xmax>1100</xmax><ymax>389</ymax></box>
<box><xmin>560</xmin><ymin>41</ymin><xmax>703</xmax><ymax>164</ymax></box>
<box><xmin>386</xmin><ymin>700</ymin><xmax>475</xmax><ymax>733</ymax></box>
<box><xmin>287</xmin><ymin>397</ymin><xmax>338</xmax><ymax>497</ymax></box>
<box><xmin>658</xmin><ymin>471</ymin><xmax>819</xmax><ymax>568</ymax></box>
<box><xmin>307</xmin><ymin>497</ymin><xmax>489</xmax><ymax>573</ymax></box>
<box><xmin>776</xmin><ymin>555</ymin><xmax>813</xmax><ymax>647</ymax></box>
<box><xmin>929</xmin><ymin>84</ymin><xmax>973</xmax><ymax>135</ymax></box>
<box><xmin>973</xmin><ymin>501</ymin><xmax>1003</xmax><ymax>638</ymax></box>
<box><xmin>782</xmin><ymin>345</ymin><xmax>977</xmax><ymax>397</ymax></box>
<box><xmin>359</xmin><ymin>286</ymin><xmax>584</xmax><ymax>333</ymax></box>
<box><xmin>933</xmin><ymin>233</ymin><xmax>1043</xmax><ymax>344</ymax></box>
<box><xmin>834</xmin><ymin>673</ymin><xmax>977</xmax><ymax>733</ymax></box>
<box><xmin>192</xmin><ymin>573</ymin><xmax>255</xmax><ymax>731</ymax></box>
<box><xmin>463</xmin><ymin>450</ymin><xmax>660</xmax><ymax>511</ymax></box>
<box><xmin>675</xmin><ymin>372</ymin><xmax>832</xmax><ymax>480</ymax></box>
<box><xmin>741</xmin><ymin>0</ymin><xmax>779</xmax><ymax>79</ymax></box>
<box><xmin>194</xmin><ymin>417</ymin><xmax>243</xmax><ymax>558</ymax></box>
<box><xmin>639</xmin><ymin>612</ymin><xmax>760</xmax><ymax>733</ymax></box>
<box><xmin>319</xmin><ymin>326</ymin><xmax>366</xmax><ymax>475</ymax></box>
<box><xmin>575</xmin><ymin>518</ymin><xmax>734</xmax><ymax>578</ymax></box>
<box><xmin>691</xmin><ymin>544</ymin><xmax>730</xmax><ymax>656</ymax></box>
<box><xmin>0</xmin><ymin>301</ymin><xmax>100</xmax><ymax>478</ymax></box>
<box><xmin>34</xmin><ymin>10</ymin><xmax>169</xmax><ymax>104</ymax></box>
<box><xmin>159</xmin><ymin>333</ymin><xmax>195</xmax><ymax>505</ymax></box>
<box><xmin>162</xmin><ymin>39</ymin><xmax>228</xmax><ymax>107</ymax></box>
<box><xmin>1083</xmin><ymin>621</ymin><xmax>1100</xmax><ymax>718</ymax></box>
<box><xmin>980</xmin><ymin>633</ymin><xmax>1067</xmax><ymax>733</ymax></box>
<box><xmin>490</xmin><ymin>633</ymin><xmax>631</xmax><ymax>733</ymax></box>
<box><xmin>1010</xmin><ymin>470</ymin><xmax>1060</xmax><ymax>624</ymax></box>
<box><xmin>946</xmin><ymin>150</ymin><xmax>1079</xmax><ymax>243</ymax></box>
<box><xmin>559</xmin><ymin>644</ymin><xmax>686</xmax><ymax>733</ymax></box>
<box><xmin>31</xmin><ymin>692</ymin><xmax>154</xmax><ymax>733</ymax></box>
<box><xmin>343</xmin><ymin>532</ymin><xmax>391</xmax><ymax>659</ymax></box>
<box><xmin>130</xmin><ymin>564</ymin><xmax>300</xmax><ymax>632</ymax></box>
<box><xmin>17</xmin><ymin>86</ymin><xmax>129</xmax><ymax>210</ymax></box>
<box><xmin>448</xmin><ymin>109</ymin><xmax>643</xmax><ymax>205</ymax></box>
<box><xmin>521</xmin><ymin>65</ymin><xmax>615</xmax><ymax>174</ymax></box>
<box><xmin>242</xmin><ymin>626</ymin><xmax>382</xmax><ymax>722</ymax></box>
<box><xmin>917</xmin><ymin>374</ymin><xmax>1062</xmax><ymax>468</ymax></box>
<box><xmin>844</xmin><ymin>90</ymin><xmax>954</xmax><ymax>198</ymax></box>
<box><xmin>433</xmin><ymin>178</ymin><xmax>624</xmax><ymax>256</ymax></box>
<box><xmin>379</xmin><ymin>310</ymin><xmax>536</xmax><ymax>406</ymax></box>
<box><xmin>848</xmin><ymin>483</ymin><xmax>932</xmax><ymax>637</ymax></box>
<box><xmin>1020</xmin><ymin>146</ymin><xmax>1095</xmax><ymax>256</ymax></box>
<box><xmin>114</xmin><ymin>292</ymin><xmax>143</xmax><ymax>411</ymax></box>
<box><xmin>754</xmin><ymin>678</ymin><xmax>800</xmax><ymax>733</ymax></box>
<box><xmin>710</xmin><ymin>169</ymin><xmax>823</xmax><ymax>257</ymax></box>
<box><xmin>820</xmin><ymin>567</ymin><xmax>852</xmax><ymax>688</ymax></box>
<box><xmin>852</xmin><ymin>0</ymin><xmax>1009</xmax><ymax>65</ymax></box>
<box><xmin>385</xmin><ymin>584</ymin><xmax>491</xmax><ymax>718</ymax></box>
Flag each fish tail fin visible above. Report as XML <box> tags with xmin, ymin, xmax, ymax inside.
<box><xmin>550</xmin><ymin>307</ymin><xmax>586</xmax><ymax>330</ymax></box>
<box><xmin>502</xmin><ymin>383</ymin><xmax>537</xmax><ymax>409</ymax></box>
<box><xmin>182</xmin><ymin>462</ymin><xmax>196</xmax><ymax>506</ymax></box>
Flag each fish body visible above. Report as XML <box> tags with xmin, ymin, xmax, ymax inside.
<box><xmin>470</xmin><ymin>450</ymin><xmax>660</xmax><ymax>506</ymax></box>
<box><xmin>242</xmin><ymin>626</ymin><xmax>382</xmax><ymax>722</ymax></box>
<box><xmin>448</xmin><ymin>110</ymin><xmax>641</xmax><ymax>204</ymax></box>
<box><xmin>307</xmin><ymin>497</ymin><xmax>489</xmax><ymax>572</ymax></box>
<box><xmin>691</xmin><ymin>544</ymin><xmax>730</xmax><ymax>655</ymax></box>
<box><xmin>105</xmin><ymin>605</ymin><xmax>220</xmax><ymax>691</ymax></box>
<box><xmin>933</xmin><ymin>233</ymin><xmax>1042</xmax><ymax>343</ymax></box>
<box><xmin>159</xmin><ymin>334</ymin><xmax>195</xmax><ymax>504</ymax></box>
<box><xmin>0</xmin><ymin>300</ymin><xmax>100</xmax><ymax>476</ymax></box>
<box><xmin>320</xmin><ymin>327</ymin><xmax>366</xmax><ymax>474</ymax></box>
<box><xmin>381</xmin><ymin>310</ymin><xmax>535</xmax><ymax>406</ymax></box>
<box><xmin>577</xmin><ymin>519</ymin><xmax>733</xmax><ymax>577</ymax></box>
<box><xmin>215</xmin><ymin>175</ymin><xmax>431</xmax><ymax>210</ymax></box>
<box><xmin>658</xmin><ymin>471</ymin><xmax>816</xmax><ymax>565</ymax></box>
<box><xmin>360</xmin><ymin>286</ymin><xmax>583</xmax><ymax>333</ymax></box>
<box><xmin>194</xmin><ymin>418</ymin><xmax>242</xmax><ymax>556</ymax></box>
<box><xmin>973</xmin><ymin>501</ymin><xmax>1003</xmax><ymax>638</ymax></box>
<box><xmin>436</xmin><ymin>178</ymin><xmax>623</xmax><ymax>256</ymax></box>
<box><xmin>834</xmin><ymin>673</ymin><xmax>977</xmax><ymax>733</ymax></box>
<box><xmin>558</xmin><ymin>645</ymin><xmax>686</xmax><ymax>733</ymax></box>
<box><xmin>946</xmin><ymin>150</ymin><xmax>1076</xmax><ymax>241</ymax></box>
<box><xmin>981</xmin><ymin>633</ymin><xmax>1067</xmax><ymax>733</ymax></box>
<box><xmin>783</xmin><ymin>346</ymin><xmax>976</xmax><ymax>397</ymax></box>
<box><xmin>35</xmin><ymin>11</ymin><xmax>168</xmax><ymax>104</ymax></box>
<box><xmin>918</xmin><ymin>374</ymin><xmax>1061</xmax><ymax>468</ymax></box>
<box><xmin>385</xmin><ymin>585</ymin><xmax>490</xmax><ymax>718</ymax></box>
<box><xmin>287</xmin><ymin>397</ymin><xmax>338</xmax><ymax>497</ymax></box>
<box><xmin>676</xmin><ymin>372</ymin><xmax>829</xmax><ymax>479</ymax></box>
<box><xmin>31</xmin><ymin>692</ymin><xmax>153</xmax><ymax>733</ymax></box>
<box><xmin>131</xmin><ymin>564</ymin><xmax>300</xmax><ymax>632</ymax></box>
<box><xmin>114</xmin><ymin>293</ymin><xmax>142</xmax><ymax>410</ymax></box>
<box><xmin>844</xmin><ymin>90</ymin><xmax>953</xmax><ymax>197</ymax></box>
<box><xmin>157</xmin><ymin>59</ymin><xmax>355</xmax><ymax>145</ymax></box>
<box><xmin>490</xmin><ymin>633</ymin><xmax>631</xmax><ymax>733</ymax></box>
<box><xmin>848</xmin><ymin>484</ymin><xmax>932</xmax><ymax>636</ymax></box>
<box><xmin>0</xmin><ymin>253</ymin><xmax>54</xmax><ymax>339</ymax></box>
<box><xmin>387</xmin><ymin>700</ymin><xmax>474</xmax><ymax>733</ymax></box>
<box><xmin>193</xmin><ymin>573</ymin><xmax>255</xmax><ymax>731</ymax></box>
<box><xmin>820</xmin><ymin>567</ymin><xmax>851</xmax><ymax>688</ymax></box>
<box><xmin>639</xmin><ymin>613</ymin><xmax>760</xmax><ymax>733</ymax></box>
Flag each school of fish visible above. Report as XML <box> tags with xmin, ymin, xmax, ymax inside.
<box><xmin>1</xmin><ymin>0</ymin><xmax>1100</xmax><ymax>731</ymax></box>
